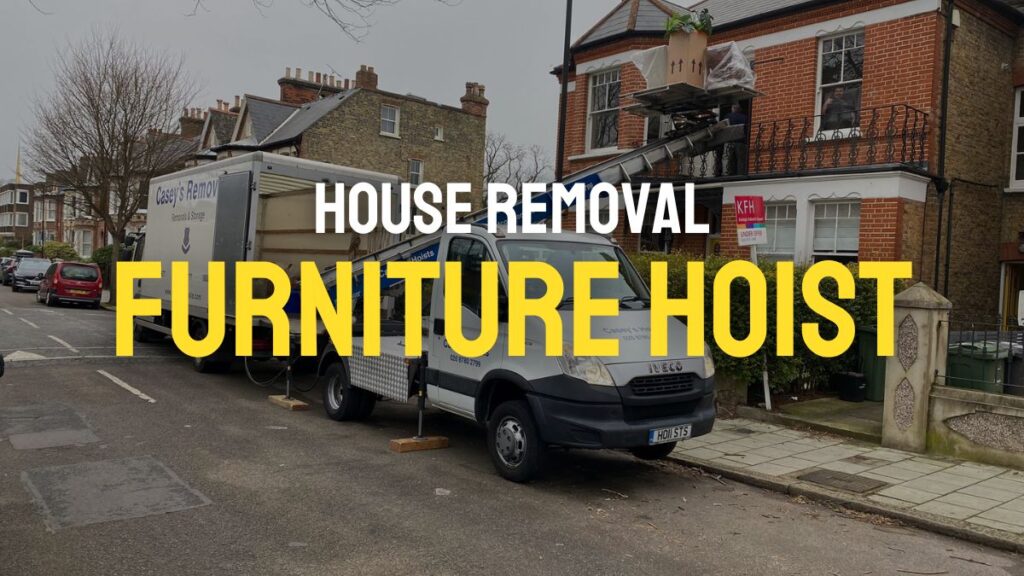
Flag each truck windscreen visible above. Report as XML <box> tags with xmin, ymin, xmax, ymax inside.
<box><xmin>497</xmin><ymin>241</ymin><xmax>650</xmax><ymax>304</ymax></box>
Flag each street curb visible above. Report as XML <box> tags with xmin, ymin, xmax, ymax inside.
<box><xmin>668</xmin><ymin>453</ymin><xmax>1024</xmax><ymax>555</ymax></box>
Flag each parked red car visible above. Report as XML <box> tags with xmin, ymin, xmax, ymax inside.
<box><xmin>36</xmin><ymin>262</ymin><xmax>104</xmax><ymax>308</ymax></box>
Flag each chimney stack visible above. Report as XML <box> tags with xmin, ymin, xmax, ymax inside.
<box><xmin>277</xmin><ymin>66</ymin><xmax>343</xmax><ymax>105</ymax></box>
<box><xmin>179</xmin><ymin>106</ymin><xmax>205</xmax><ymax>138</ymax></box>
<box><xmin>354</xmin><ymin>65</ymin><xmax>379</xmax><ymax>90</ymax></box>
<box><xmin>461</xmin><ymin>82</ymin><xmax>489</xmax><ymax>117</ymax></box>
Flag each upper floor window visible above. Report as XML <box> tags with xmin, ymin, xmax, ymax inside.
<box><xmin>1010</xmin><ymin>88</ymin><xmax>1024</xmax><ymax>190</ymax></box>
<box><xmin>14</xmin><ymin>212</ymin><xmax>28</xmax><ymax>227</ymax></box>
<box><xmin>409</xmin><ymin>159</ymin><xmax>424</xmax><ymax>186</ymax></box>
<box><xmin>588</xmin><ymin>69</ymin><xmax>620</xmax><ymax>151</ymax></box>
<box><xmin>812</xmin><ymin>201</ymin><xmax>860</xmax><ymax>263</ymax></box>
<box><xmin>434</xmin><ymin>126</ymin><xmax>445</xmax><ymax>141</ymax></box>
<box><xmin>380</xmin><ymin>104</ymin><xmax>400</xmax><ymax>137</ymax></box>
<box><xmin>16</xmin><ymin>190</ymin><xmax>29</xmax><ymax>204</ymax></box>
<box><xmin>818</xmin><ymin>32</ymin><xmax>864</xmax><ymax>132</ymax></box>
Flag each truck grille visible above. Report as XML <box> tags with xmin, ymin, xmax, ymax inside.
<box><xmin>628</xmin><ymin>373</ymin><xmax>698</xmax><ymax>396</ymax></box>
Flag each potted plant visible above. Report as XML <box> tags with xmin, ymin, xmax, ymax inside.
<box><xmin>665</xmin><ymin>9</ymin><xmax>714</xmax><ymax>88</ymax></box>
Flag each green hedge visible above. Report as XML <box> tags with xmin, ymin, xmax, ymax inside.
<box><xmin>627</xmin><ymin>252</ymin><xmax>895</xmax><ymax>393</ymax></box>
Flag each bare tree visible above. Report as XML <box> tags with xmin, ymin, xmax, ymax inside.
<box><xmin>484</xmin><ymin>133</ymin><xmax>553</xmax><ymax>189</ymax></box>
<box><xmin>185</xmin><ymin>0</ymin><xmax>456</xmax><ymax>40</ymax></box>
<box><xmin>25</xmin><ymin>30</ymin><xmax>198</xmax><ymax>306</ymax></box>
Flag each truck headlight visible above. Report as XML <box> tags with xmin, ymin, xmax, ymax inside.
<box><xmin>558</xmin><ymin>343</ymin><xmax>614</xmax><ymax>387</ymax></box>
<box><xmin>703</xmin><ymin>344</ymin><xmax>716</xmax><ymax>379</ymax></box>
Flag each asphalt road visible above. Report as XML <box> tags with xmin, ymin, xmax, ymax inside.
<box><xmin>1</xmin><ymin>286</ymin><xmax>1023</xmax><ymax>576</ymax></box>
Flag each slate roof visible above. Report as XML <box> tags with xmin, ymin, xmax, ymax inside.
<box><xmin>260</xmin><ymin>89</ymin><xmax>357</xmax><ymax>148</ymax></box>
<box><xmin>242</xmin><ymin>95</ymin><xmax>298</xmax><ymax>143</ymax></box>
<box><xmin>687</xmin><ymin>0</ymin><xmax>813</xmax><ymax>28</ymax></box>
<box><xmin>574</xmin><ymin>0</ymin><xmax>690</xmax><ymax>49</ymax></box>
<box><xmin>207</xmin><ymin>109</ymin><xmax>236</xmax><ymax>146</ymax></box>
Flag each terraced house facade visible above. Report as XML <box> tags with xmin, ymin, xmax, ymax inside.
<box><xmin>557</xmin><ymin>0</ymin><xmax>1024</xmax><ymax>323</ymax></box>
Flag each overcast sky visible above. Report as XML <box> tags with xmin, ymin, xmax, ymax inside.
<box><xmin>0</xmin><ymin>0</ymin><xmax>642</xmax><ymax>182</ymax></box>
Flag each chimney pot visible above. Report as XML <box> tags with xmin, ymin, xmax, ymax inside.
<box><xmin>354</xmin><ymin>65</ymin><xmax>378</xmax><ymax>90</ymax></box>
<box><xmin>285</xmin><ymin>66</ymin><xmax>291</xmax><ymax>79</ymax></box>
<box><xmin>234</xmin><ymin>95</ymin><xmax>240</xmax><ymax>108</ymax></box>
<box><xmin>296</xmin><ymin>67</ymin><xmax>302</xmax><ymax>79</ymax></box>
<box><xmin>315</xmin><ymin>72</ymin><xmax>322</xmax><ymax>83</ymax></box>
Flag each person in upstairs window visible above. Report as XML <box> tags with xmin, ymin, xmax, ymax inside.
<box><xmin>821</xmin><ymin>86</ymin><xmax>858</xmax><ymax>131</ymax></box>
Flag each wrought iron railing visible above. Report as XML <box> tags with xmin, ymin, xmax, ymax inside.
<box><xmin>676</xmin><ymin>104</ymin><xmax>929</xmax><ymax>180</ymax></box>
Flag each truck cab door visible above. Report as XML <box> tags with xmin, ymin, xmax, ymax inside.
<box><xmin>428</xmin><ymin>236</ymin><xmax>504</xmax><ymax>418</ymax></box>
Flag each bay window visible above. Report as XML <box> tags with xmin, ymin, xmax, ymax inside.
<box><xmin>812</xmin><ymin>201</ymin><xmax>860</xmax><ymax>263</ymax></box>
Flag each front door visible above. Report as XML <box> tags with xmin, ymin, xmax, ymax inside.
<box><xmin>428</xmin><ymin>237</ymin><xmax>504</xmax><ymax>418</ymax></box>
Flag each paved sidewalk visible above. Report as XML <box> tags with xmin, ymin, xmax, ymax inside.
<box><xmin>670</xmin><ymin>418</ymin><xmax>1024</xmax><ymax>550</ymax></box>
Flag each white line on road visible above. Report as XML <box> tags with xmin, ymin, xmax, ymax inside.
<box><xmin>47</xmin><ymin>335</ymin><xmax>79</xmax><ymax>354</ymax></box>
<box><xmin>1</xmin><ymin>308</ymin><xmax>11</xmax><ymax>315</ymax></box>
<box><xmin>19</xmin><ymin>318</ymin><xmax>39</xmax><ymax>329</ymax></box>
<box><xmin>96</xmin><ymin>370</ymin><xmax>156</xmax><ymax>404</ymax></box>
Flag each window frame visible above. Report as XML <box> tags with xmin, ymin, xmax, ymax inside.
<box><xmin>810</xmin><ymin>200</ymin><xmax>860</xmax><ymax>262</ymax></box>
<box><xmin>409</xmin><ymin>159</ymin><xmax>424</xmax><ymax>186</ymax></box>
<box><xmin>433</xmin><ymin>126</ymin><xmax>445</xmax><ymax>141</ymax></box>
<box><xmin>1010</xmin><ymin>88</ymin><xmax>1024</xmax><ymax>191</ymax></box>
<box><xmin>761</xmin><ymin>202</ymin><xmax>798</xmax><ymax>260</ymax></box>
<box><xmin>815</xmin><ymin>31</ymin><xmax>865</xmax><ymax>136</ymax></box>
<box><xmin>586</xmin><ymin>68</ymin><xmax>622</xmax><ymax>154</ymax></box>
<box><xmin>380</xmin><ymin>104</ymin><xmax>401</xmax><ymax>138</ymax></box>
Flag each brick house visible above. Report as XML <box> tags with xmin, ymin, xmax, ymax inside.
<box><xmin>197</xmin><ymin>65</ymin><xmax>489</xmax><ymax>204</ymax></box>
<box><xmin>556</xmin><ymin>0</ymin><xmax>1024</xmax><ymax>322</ymax></box>
<box><xmin>0</xmin><ymin>183</ymin><xmax>33</xmax><ymax>246</ymax></box>
<box><xmin>30</xmin><ymin>182</ymin><xmax>62</xmax><ymax>247</ymax></box>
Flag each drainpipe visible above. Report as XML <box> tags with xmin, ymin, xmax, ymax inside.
<box><xmin>933</xmin><ymin>0</ymin><xmax>955</xmax><ymax>287</ymax></box>
<box><xmin>555</xmin><ymin>0</ymin><xmax>574</xmax><ymax>182</ymax></box>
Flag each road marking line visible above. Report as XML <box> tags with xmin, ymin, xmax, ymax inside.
<box><xmin>19</xmin><ymin>318</ymin><xmax>39</xmax><ymax>329</ymax></box>
<box><xmin>1</xmin><ymin>308</ymin><xmax>11</xmax><ymax>315</ymax></box>
<box><xmin>47</xmin><ymin>335</ymin><xmax>79</xmax><ymax>354</ymax></box>
<box><xmin>96</xmin><ymin>370</ymin><xmax>156</xmax><ymax>404</ymax></box>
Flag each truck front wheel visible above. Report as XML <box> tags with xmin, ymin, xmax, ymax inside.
<box><xmin>487</xmin><ymin>400</ymin><xmax>546</xmax><ymax>483</ymax></box>
<box><xmin>630</xmin><ymin>442</ymin><xmax>677</xmax><ymax>461</ymax></box>
<box><xmin>322</xmin><ymin>363</ymin><xmax>369</xmax><ymax>421</ymax></box>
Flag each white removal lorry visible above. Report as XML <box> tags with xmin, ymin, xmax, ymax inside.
<box><xmin>135</xmin><ymin>123</ymin><xmax>735</xmax><ymax>481</ymax></box>
<box><xmin>309</xmin><ymin>226</ymin><xmax>716</xmax><ymax>482</ymax></box>
<box><xmin>132</xmin><ymin>152</ymin><xmax>402</xmax><ymax>371</ymax></box>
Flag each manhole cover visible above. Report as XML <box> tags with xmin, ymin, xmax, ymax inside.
<box><xmin>22</xmin><ymin>456</ymin><xmax>210</xmax><ymax>530</ymax></box>
<box><xmin>797</xmin><ymin>469</ymin><xmax>888</xmax><ymax>494</ymax></box>
<box><xmin>843</xmin><ymin>455</ymin><xmax>891</xmax><ymax>468</ymax></box>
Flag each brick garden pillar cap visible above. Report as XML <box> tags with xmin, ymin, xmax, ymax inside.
<box><xmin>894</xmin><ymin>282</ymin><xmax>952</xmax><ymax>310</ymax></box>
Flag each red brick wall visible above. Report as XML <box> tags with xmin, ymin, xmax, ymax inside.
<box><xmin>859</xmin><ymin>198</ymin><xmax>902</xmax><ymax>261</ymax></box>
<box><xmin>558</xmin><ymin>0</ymin><xmax>946</xmax><ymax>177</ymax></box>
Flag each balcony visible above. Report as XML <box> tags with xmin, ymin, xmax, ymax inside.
<box><xmin>667</xmin><ymin>104</ymin><xmax>930</xmax><ymax>182</ymax></box>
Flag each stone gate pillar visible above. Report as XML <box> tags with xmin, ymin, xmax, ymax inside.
<box><xmin>881</xmin><ymin>282</ymin><xmax>952</xmax><ymax>453</ymax></box>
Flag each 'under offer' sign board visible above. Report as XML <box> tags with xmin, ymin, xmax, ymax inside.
<box><xmin>734</xmin><ymin>195</ymin><xmax>767</xmax><ymax>247</ymax></box>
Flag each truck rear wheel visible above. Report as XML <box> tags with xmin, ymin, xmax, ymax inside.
<box><xmin>487</xmin><ymin>400</ymin><xmax>546</xmax><ymax>483</ymax></box>
<box><xmin>323</xmin><ymin>363</ymin><xmax>368</xmax><ymax>421</ymax></box>
<box><xmin>630</xmin><ymin>442</ymin><xmax>677</xmax><ymax>461</ymax></box>
<box><xmin>188</xmin><ymin>319</ymin><xmax>230</xmax><ymax>374</ymax></box>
